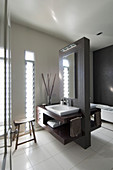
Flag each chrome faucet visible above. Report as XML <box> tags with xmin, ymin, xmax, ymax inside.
<box><xmin>61</xmin><ymin>98</ymin><xmax>72</xmax><ymax>106</ymax></box>
<box><xmin>66</xmin><ymin>99</ymin><xmax>70</xmax><ymax>106</ymax></box>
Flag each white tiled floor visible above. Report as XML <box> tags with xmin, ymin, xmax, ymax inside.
<box><xmin>12</xmin><ymin>127</ymin><xmax>113</xmax><ymax>170</ymax></box>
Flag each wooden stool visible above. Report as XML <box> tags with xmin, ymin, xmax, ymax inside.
<box><xmin>13</xmin><ymin>117</ymin><xmax>36</xmax><ymax>150</ymax></box>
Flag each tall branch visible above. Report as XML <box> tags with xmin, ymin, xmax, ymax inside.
<box><xmin>41</xmin><ymin>73</ymin><xmax>48</xmax><ymax>95</ymax></box>
<box><xmin>50</xmin><ymin>74</ymin><xmax>56</xmax><ymax>99</ymax></box>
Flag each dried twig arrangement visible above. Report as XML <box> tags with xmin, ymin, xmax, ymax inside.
<box><xmin>41</xmin><ymin>73</ymin><xmax>56</xmax><ymax>104</ymax></box>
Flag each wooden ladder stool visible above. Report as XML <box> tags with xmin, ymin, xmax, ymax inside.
<box><xmin>13</xmin><ymin>117</ymin><xmax>36</xmax><ymax>150</ymax></box>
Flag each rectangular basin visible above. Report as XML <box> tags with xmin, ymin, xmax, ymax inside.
<box><xmin>45</xmin><ymin>104</ymin><xmax>79</xmax><ymax>116</ymax></box>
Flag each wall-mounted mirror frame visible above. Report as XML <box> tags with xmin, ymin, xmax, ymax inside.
<box><xmin>59</xmin><ymin>42</ymin><xmax>78</xmax><ymax>99</ymax></box>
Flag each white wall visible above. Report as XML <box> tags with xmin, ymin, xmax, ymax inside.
<box><xmin>11</xmin><ymin>23</ymin><xmax>68</xmax><ymax>121</ymax></box>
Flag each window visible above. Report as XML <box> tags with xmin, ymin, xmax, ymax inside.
<box><xmin>0</xmin><ymin>48</ymin><xmax>4</xmax><ymax>127</ymax></box>
<box><xmin>63</xmin><ymin>59</ymin><xmax>69</xmax><ymax>98</ymax></box>
<box><xmin>25</xmin><ymin>51</ymin><xmax>35</xmax><ymax>120</ymax></box>
<box><xmin>0</xmin><ymin>47</ymin><xmax>11</xmax><ymax>134</ymax></box>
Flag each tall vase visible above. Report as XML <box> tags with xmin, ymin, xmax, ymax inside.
<box><xmin>47</xmin><ymin>95</ymin><xmax>51</xmax><ymax>105</ymax></box>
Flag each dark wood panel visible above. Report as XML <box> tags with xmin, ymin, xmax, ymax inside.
<box><xmin>37</xmin><ymin>105</ymin><xmax>82</xmax><ymax>124</ymax></box>
<box><xmin>93</xmin><ymin>45</ymin><xmax>113</xmax><ymax>106</ymax></box>
<box><xmin>45</xmin><ymin>124</ymin><xmax>82</xmax><ymax>145</ymax></box>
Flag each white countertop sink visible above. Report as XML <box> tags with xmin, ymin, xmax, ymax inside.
<box><xmin>45</xmin><ymin>104</ymin><xmax>80</xmax><ymax>116</ymax></box>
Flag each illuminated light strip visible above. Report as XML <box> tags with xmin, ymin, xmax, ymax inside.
<box><xmin>60</xmin><ymin>43</ymin><xmax>77</xmax><ymax>52</ymax></box>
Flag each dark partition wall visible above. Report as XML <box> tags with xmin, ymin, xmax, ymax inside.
<box><xmin>59</xmin><ymin>37</ymin><xmax>90</xmax><ymax>149</ymax></box>
<box><xmin>93</xmin><ymin>45</ymin><xmax>113</xmax><ymax>106</ymax></box>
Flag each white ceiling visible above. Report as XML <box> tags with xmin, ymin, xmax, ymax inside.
<box><xmin>10</xmin><ymin>0</ymin><xmax>113</xmax><ymax>51</ymax></box>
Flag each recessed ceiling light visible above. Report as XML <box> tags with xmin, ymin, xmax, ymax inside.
<box><xmin>96</xmin><ymin>32</ymin><xmax>103</xmax><ymax>36</ymax></box>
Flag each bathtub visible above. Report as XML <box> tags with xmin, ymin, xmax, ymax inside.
<box><xmin>101</xmin><ymin>109</ymin><xmax>113</xmax><ymax>123</ymax></box>
<box><xmin>95</xmin><ymin>104</ymin><xmax>113</xmax><ymax>123</ymax></box>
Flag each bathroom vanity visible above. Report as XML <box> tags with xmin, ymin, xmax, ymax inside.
<box><xmin>36</xmin><ymin>105</ymin><xmax>82</xmax><ymax>144</ymax></box>
<box><xmin>36</xmin><ymin>105</ymin><xmax>101</xmax><ymax>145</ymax></box>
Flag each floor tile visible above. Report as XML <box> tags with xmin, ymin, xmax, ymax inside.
<box><xmin>91</xmin><ymin>127</ymin><xmax>104</xmax><ymax>134</ymax></box>
<box><xmin>53</xmin><ymin>144</ymin><xmax>95</xmax><ymax>170</ymax></box>
<box><xmin>91</xmin><ymin>130</ymin><xmax>112</xmax><ymax>145</ymax></box>
<box><xmin>102</xmin><ymin>121</ymin><xmax>113</xmax><ymax>131</ymax></box>
<box><xmin>33</xmin><ymin>157</ymin><xmax>63</xmax><ymax>170</ymax></box>
<box><xmin>12</xmin><ymin>147</ymin><xmax>25</xmax><ymax>157</ymax></box>
<box><xmin>43</xmin><ymin>140</ymin><xmax>75</xmax><ymax>156</ymax></box>
<box><xmin>106</xmin><ymin>138</ymin><xmax>113</xmax><ymax>146</ymax></box>
<box><xmin>35</xmin><ymin>130</ymin><xmax>55</xmax><ymax>145</ymax></box>
<box><xmin>97</xmin><ymin>141</ymin><xmax>113</xmax><ymax>159</ymax></box>
<box><xmin>71</xmin><ymin>154</ymin><xmax>113</xmax><ymax>170</ymax></box>
<box><xmin>100</xmin><ymin>128</ymin><xmax>113</xmax><ymax>138</ymax></box>
<box><xmin>53</xmin><ymin>151</ymin><xmax>74</xmax><ymax>170</ymax></box>
<box><xmin>24</xmin><ymin>143</ymin><xmax>39</xmax><ymax>153</ymax></box>
<box><xmin>90</xmin><ymin>135</ymin><xmax>105</xmax><ymax>152</ymax></box>
<box><xmin>13</xmin><ymin>153</ymin><xmax>32</xmax><ymax>170</ymax></box>
<box><xmin>25</xmin><ymin>146</ymin><xmax>51</xmax><ymax>166</ymax></box>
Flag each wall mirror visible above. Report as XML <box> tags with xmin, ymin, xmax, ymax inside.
<box><xmin>62</xmin><ymin>53</ymin><xmax>75</xmax><ymax>98</ymax></box>
<box><xmin>59</xmin><ymin>43</ymin><xmax>78</xmax><ymax>99</ymax></box>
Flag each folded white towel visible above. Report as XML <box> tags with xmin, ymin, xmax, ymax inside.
<box><xmin>47</xmin><ymin>120</ymin><xmax>62</xmax><ymax>128</ymax></box>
